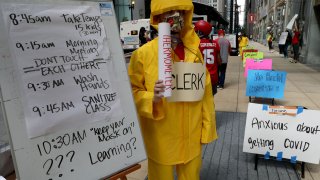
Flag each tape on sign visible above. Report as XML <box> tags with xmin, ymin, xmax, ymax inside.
<box><xmin>262</xmin><ymin>104</ymin><xmax>268</xmax><ymax>111</ymax></box>
<box><xmin>277</xmin><ymin>152</ymin><xmax>283</xmax><ymax>161</ymax></box>
<box><xmin>290</xmin><ymin>156</ymin><xmax>297</xmax><ymax>164</ymax></box>
<box><xmin>264</xmin><ymin>151</ymin><xmax>270</xmax><ymax>160</ymax></box>
<box><xmin>297</xmin><ymin>106</ymin><xmax>304</xmax><ymax>114</ymax></box>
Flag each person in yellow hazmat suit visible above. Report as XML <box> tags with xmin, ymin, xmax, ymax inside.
<box><xmin>128</xmin><ymin>0</ymin><xmax>218</xmax><ymax>179</ymax></box>
<box><xmin>238</xmin><ymin>32</ymin><xmax>249</xmax><ymax>56</ymax></box>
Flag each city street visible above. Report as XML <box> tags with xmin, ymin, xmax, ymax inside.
<box><xmin>215</xmin><ymin>41</ymin><xmax>320</xmax><ymax>113</ymax></box>
<box><xmin>125</xmin><ymin>41</ymin><xmax>320</xmax><ymax>180</ymax></box>
<box><xmin>1</xmin><ymin>0</ymin><xmax>320</xmax><ymax>179</ymax></box>
<box><xmin>2</xmin><ymin>40</ymin><xmax>320</xmax><ymax>180</ymax></box>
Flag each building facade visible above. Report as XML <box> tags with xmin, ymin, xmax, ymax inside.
<box><xmin>112</xmin><ymin>0</ymin><xmax>145</xmax><ymax>24</ymax></box>
<box><xmin>244</xmin><ymin>0</ymin><xmax>256</xmax><ymax>39</ymax></box>
<box><xmin>247</xmin><ymin>0</ymin><xmax>320</xmax><ymax>64</ymax></box>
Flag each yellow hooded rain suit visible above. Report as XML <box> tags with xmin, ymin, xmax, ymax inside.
<box><xmin>128</xmin><ymin>0</ymin><xmax>218</xmax><ymax>178</ymax></box>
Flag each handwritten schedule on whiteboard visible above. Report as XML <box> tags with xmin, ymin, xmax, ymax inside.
<box><xmin>5</xmin><ymin>4</ymin><xmax>122</xmax><ymax>138</ymax></box>
<box><xmin>1</xmin><ymin>2</ymin><xmax>146</xmax><ymax>180</ymax></box>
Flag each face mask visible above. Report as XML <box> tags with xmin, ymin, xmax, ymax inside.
<box><xmin>161</xmin><ymin>11</ymin><xmax>184</xmax><ymax>33</ymax></box>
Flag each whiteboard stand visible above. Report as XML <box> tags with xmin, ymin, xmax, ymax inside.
<box><xmin>107</xmin><ymin>164</ymin><xmax>141</xmax><ymax>180</ymax></box>
<box><xmin>254</xmin><ymin>154</ymin><xmax>305</xmax><ymax>178</ymax></box>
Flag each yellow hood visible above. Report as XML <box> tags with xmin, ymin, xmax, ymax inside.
<box><xmin>150</xmin><ymin>0</ymin><xmax>200</xmax><ymax>51</ymax></box>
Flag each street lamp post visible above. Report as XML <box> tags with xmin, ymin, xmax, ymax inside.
<box><xmin>129</xmin><ymin>0</ymin><xmax>135</xmax><ymax>21</ymax></box>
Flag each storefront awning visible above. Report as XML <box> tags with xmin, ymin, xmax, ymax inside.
<box><xmin>192</xmin><ymin>2</ymin><xmax>229</xmax><ymax>25</ymax></box>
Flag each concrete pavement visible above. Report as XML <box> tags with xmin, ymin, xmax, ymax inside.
<box><xmin>214</xmin><ymin>41</ymin><xmax>320</xmax><ymax>113</ymax></box>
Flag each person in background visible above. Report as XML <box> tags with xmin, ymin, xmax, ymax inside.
<box><xmin>238</xmin><ymin>32</ymin><xmax>248</xmax><ymax>56</ymax></box>
<box><xmin>283</xmin><ymin>30</ymin><xmax>292</xmax><ymax>59</ymax></box>
<box><xmin>128</xmin><ymin>0</ymin><xmax>218</xmax><ymax>179</ymax></box>
<box><xmin>299</xmin><ymin>29</ymin><xmax>303</xmax><ymax>50</ymax></box>
<box><xmin>291</xmin><ymin>29</ymin><xmax>300</xmax><ymax>63</ymax></box>
<box><xmin>217</xmin><ymin>29</ymin><xmax>231</xmax><ymax>90</ymax></box>
<box><xmin>139</xmin><ymin>27</ymin><xmax>149</xmax><ymax>46</ymax></box>
<box><xmin>278</xmin><ymin>33</ymin><xmax>284</xmax><ymax>54</ymax></box>
<box><xmin>150</xmin><ymin>25</ymin><xmax>158</xmax><ymax>39</ymax></box>
<box><xmin>194</xmin><ymin>20</ymin><xmax>221</xmax><ymax>95</ymax></box>
<box><xmin>267</xmin><ymin>31</ymin><xmax>274</xmax><ymax>52</ymax></box>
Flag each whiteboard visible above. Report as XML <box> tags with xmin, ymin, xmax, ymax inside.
<box><xmin>0</xmin><ymin>1</ymin><xmax>146</xmax><ymax>180</ymax></box>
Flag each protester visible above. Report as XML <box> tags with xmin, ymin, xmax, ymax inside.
<box><xmin>150</xmin><ymin>25</ymin><xmax>158</xmax><ymax>39</ymax></box>
<box><xmin>139</xmin><ymin>27</ymin><xmax>149</xmax><ymax>46</ymax></box>
<box><xmin>128</xmin><ymin>0</ymin><xmax>218</xmax><ymax>179</ymax></box>
<box><xmin>291</xmin><ymin>29</ymin><xmax>300</xmax><ymax>63</ymax></box>
<box><xmin>283</xmin><ymin>30</ymin><xmax>292</xmax><ymax>59</ymax></box>
<box><xmin>278</xmin><ymin>33</ymin><xmax>284</xmax><ymax>54</ymax></box>
<box><xmin>238</xmin><ymin>32</ymin><xmax>248</xmax><ymax>56</ymax></box>
<box><xmin>217</xmin><ymin>29</ymin><xmax>231</xmax><ymax>90</ymax></box>
<box><xmin>194</xmin><ymin>20</ymin><xmax>221</xmax><ymax>95</ymax></box>
<box><xmin>267</xmin><ymin>31</ymin><xmax>274</xmax><ymax>52</ymax></box>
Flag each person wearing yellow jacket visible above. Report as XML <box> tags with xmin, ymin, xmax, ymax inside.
<box><xmin>238</xmin><ymin>32</ymin><xmax>249</xmax><ymax>56</ymax></box>
<box><xmin>128</xmin><ymin>0</ymin><xmax>218</xmax><ymax>179</ymax></box>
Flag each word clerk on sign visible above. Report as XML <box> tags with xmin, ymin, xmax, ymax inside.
<box><xmin>5</xmin><ymin>4</ymin><xmax>122</xmax><ymax>138</ymax></box>
<box><xmin>243</xmin><ymin>103</ymin><xmax>320</xmax><ymax>164</ymax></box>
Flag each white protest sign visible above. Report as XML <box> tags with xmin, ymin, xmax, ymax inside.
<box><xmin>243</xmin><ymin>103</ymin><xmax>320</xmax><ymax>164</ymax></box>
<box><xmin>158</xmin><ymin>22</ymin><xmax>172</xmax><ymax>97</ymax></box>
<box><xmin>279</xmin><ymin>32</ymin><xmax>288</xmax><ymax>45</ymax></box>
<box><xmin>212</xmin><ymin>34</ymin><xmax>236</xmax><ymax>48</ymax></box>
<box><xmin>225</xmin><ymin>34</ymin><xmax>237</xmax><ymax>48</ymax></box>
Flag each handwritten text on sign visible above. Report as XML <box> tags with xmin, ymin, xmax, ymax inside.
<box><xmin>243</xmin><ymin>103</ymin><xmax>320</xmax><ymax>164</ymax></box>
<box><xmin>167</xmin><ymin>62</ymin><xmax>206</xmax><ymax>102</ymax></box>
<box><xmin>158</xmin><ymin>23</ymin><xmax>172</xmax><ymax>97</ymax></box>
<box><xmin>3</xmin><ymin>3</ymin><xmax>146</xmax><ymax>180</ymax></box>
<box><xmin>242</xmin><ymin>51</ymin><xmax>262</xmax><ymax>67</ymax></box>
<box><xmin>244</xmin><ymin>59</ymin><xmax>272</xmax><ymax>77</ymax></box>
<box><xmin>246</xmin><ymin>70</ymin><xmax>287</xmax><ymax>99</ymax></box>
<box><xmin>6</xmin><ymin>4</ymin><xmax>123</xmax><ymax>139</ymax></box>
<box><xmin>34</xmin><ymin>116</ymin><xmax>140</xmax><ymax>179</ymax></box>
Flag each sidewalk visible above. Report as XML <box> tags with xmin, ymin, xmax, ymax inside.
<box><xmin>3</xmin><ymin>41</ymin><xmax>320</xmax><ymax>180</ymax></box>
<box><xmin>127</xmin><ymin>41</ymin><xmax>320</xmax><ymax>180</ymax></box>
<box><xmin>214</xmin><ymin>41</ymin><xmax>320</xmax><ymax>113</ymax></box>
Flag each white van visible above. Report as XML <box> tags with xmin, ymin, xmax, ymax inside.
<box><xmin>120</xmin><ymin>19</ymin><xmax>150</xmax><ymax>51</ymax></box>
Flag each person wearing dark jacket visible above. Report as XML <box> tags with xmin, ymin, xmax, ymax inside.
<box><xmin>283</xmin><ymin>30</ymin><xmax>292</xmax><ymax>59</ymax></box>
<box><xmin>139</xmin><ymin>27</ymin><xmax>148</xmax><ymax>46</ymax></box>
<box><xmin>290</xmin><ymin>29</ymin><xmax>300</xmax><ymax>63</ymax></box>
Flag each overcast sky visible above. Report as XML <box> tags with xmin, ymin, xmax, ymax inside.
<box><xmin>238</xmin><ymin>0</ymin><xmax>245</xmax><ymax>26</ymax></box>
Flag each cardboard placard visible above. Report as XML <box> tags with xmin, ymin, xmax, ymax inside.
<box><xmin>244</xmin><ymin>59</ymin><xmax>272</xmax><ymax>77</ymax></box>
<box><xmin>246</xmin><ymin>70</ymin><xmax>287</xmax><ymax>99</ymax></box>
<box><xmin>243</xmin><ymin>103</ymin><xmax>320</xmax><ymax>164</ymax></box>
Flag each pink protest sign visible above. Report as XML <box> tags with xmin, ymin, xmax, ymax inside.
<box><xmin>244</xmin><ymin>59</ymin><xmax>272</xmax><ymax>77</ymax></box>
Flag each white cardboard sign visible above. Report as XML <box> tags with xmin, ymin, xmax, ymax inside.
<box><xmin>243</xmin><ymin>103</ymin><xmax>320</xmax><ymax>164</ymax></box>
<box><xmin>278</xmin><ymin>32</ymin><xmax>288</xmax><ymax>45</ymax></box>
